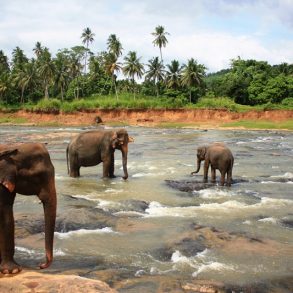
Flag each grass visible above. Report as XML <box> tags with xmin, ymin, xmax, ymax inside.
<box><xmin>221</xmin><ymin>120</ymin><xmax>293</xmax><ymax>130</ymax></box>
<box><xmin>0</xmin><ymin>115</ymin><xmax>28</xmax><ymax>124</ymax></box>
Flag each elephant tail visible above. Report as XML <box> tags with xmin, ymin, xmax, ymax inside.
<box><xmin>66</xmin><ymin>145</ymin><xmax>69</xmax><ymax>175</ymax></box>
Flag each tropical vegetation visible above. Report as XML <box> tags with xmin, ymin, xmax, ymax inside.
<box><xmin>0</xmin><ymin>26</ymin><xmax>292</xmax><ymax>113</ymax></box>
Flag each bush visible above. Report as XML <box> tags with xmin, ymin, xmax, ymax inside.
<box><xmin>281</xmin><ymin>97</ymin><xmax>293</xmax><ymax>107</ymax></box>
<box><xmin>33</xmin><ymin>99</ymin><xmax>61</xmax><ymax>113</ymax></box>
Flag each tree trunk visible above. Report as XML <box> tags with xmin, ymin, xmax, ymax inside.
<box><xmin>45</xmin><ymin>84</ymin><xmax>49</xmax><ymax>99</ymax></box>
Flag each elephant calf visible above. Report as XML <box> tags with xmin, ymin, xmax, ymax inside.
<box><xmin>0</xmin><ymin>143</ymin><xmax>57</xmax><ymax>274</ymax></box>
<box><xmin>191</xmin><ymin>143</ymin><xmax>234</xmax><ymax>186</ymax></box>
<box><xmin>66</xmin><ymin>129</ymin><xmax>134</xmax><ymax>179</ymax></box>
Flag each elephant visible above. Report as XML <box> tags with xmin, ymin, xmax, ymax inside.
<box><xmin>66</xmin><ymin>129</ymin><xmax>134</xmax><ymax>179</ymax></box>
<box><xmin>0</xmin><ymin>143</ymin><xmax>57</xmax><ymax>274</ymax></box>
<box><xmin>191</xmin><ymin>143</ymin><xmax>234</xmax><ymax>186</ymax></box>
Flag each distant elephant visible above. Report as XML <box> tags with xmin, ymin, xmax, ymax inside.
<box><xmin>191</xmin><ymin>143</ymin><xmax>234</xmax><ymax>186</ymax></box>
<box><xmin>66</xmin><ymin>129</ymin><xmax>134</xmax><ymax>179</ymax></box>
<box><xmin>0</xmin><ymin>143</ymin><xmax>57</xmax><ymax>274</ymax></box>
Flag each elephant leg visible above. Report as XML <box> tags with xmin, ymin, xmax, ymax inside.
<box><xmin>37</xmin><ymin>180</ymin><xmax>57</xmax><ymax>269</ymax></box>
<box><xmin>109</xmin><ymin>153</ymin><xmax>116</xmax><ymax>178</ymax></box>
<box><xmin>227</xmin><ymin>168</ymin><xmax>232</xmax><ymax>187</ymax></box>
<box><xmin>203</xmin><ymin>160</ymin><xmax>209</xmax><ymax>183</ymax></box>
<box><xmin>220</xmin><ymin>171</ymin><xmax>226</xmax><ymax>186</ymax></box>
<box><xmin>0</xmin><ymin>188</ymin><xmax>21</xmax><ymax>274</ymax></box>
<box><xmin>69</xmin><ymin>154</ymin><xmax>80</xmax><ymax>177</ymax></box>
<box><xmin>211</xmin><ymin>167</ymin><xmax>216</xmax><ymax>183</ymax></box>
<box><xmin>102</xmin><ymin>158</ymin><xmax>111</xmax><ymax>178</ymax></box>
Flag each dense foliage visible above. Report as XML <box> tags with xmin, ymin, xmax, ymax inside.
<box><xmin>0</xmin><ymin>27</ymin><xmax>292</xmax><ymax>111</ymax></box>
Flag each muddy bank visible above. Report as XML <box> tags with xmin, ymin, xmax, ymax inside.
<box><xmin>3</xmin><ymin>109</ymin><xmax>293</xmax><ymax>127</ymax></box>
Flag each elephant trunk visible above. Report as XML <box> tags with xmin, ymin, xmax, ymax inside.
<box><xmin>121</xmin><ymin>147</ymin><xmax>128</xmax><ymax>180</ymax></box>
<box><xmin>191</xmin><ymin>158</ymin><xmax>201</xmax><ymax>175</ymax></box>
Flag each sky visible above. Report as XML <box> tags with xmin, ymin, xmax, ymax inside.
<box><xmin>0</xmin><ymin>0</ymin><xmax>292</xmax><ymax>72</ymax></box>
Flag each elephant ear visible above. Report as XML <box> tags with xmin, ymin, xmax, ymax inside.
<box><xmin>0</xmin><ymin>150</ymin><xmax>17</xmax><ymax>193</ymax></box>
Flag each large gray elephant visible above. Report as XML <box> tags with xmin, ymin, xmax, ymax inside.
<box><xmin>191</xmin><ymin>143</ymin><xmax>234</xmax><ymax>186</ymax></box>
<box><xmin>0</xmin><ymin>143</ymin><xmax>57</xmax><ymax>274</ymax></box>
<box><xmin>66</xmin><ymin>129</ymin><xmax>134</xmax><ymax>179</ymax></box>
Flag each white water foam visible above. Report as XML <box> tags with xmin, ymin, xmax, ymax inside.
<box><xmin>96</xmin><ymin>199</ymin><xmax>122</xmax><ymax>211</ymax></box>
<box><xmin>16</xmin><ymin>246</ymin><xmax>66</xmax><ymax>256</ymax></box>
<box><xmin>55</xmin><ymin>227</ymin><xmax>117</xmax><ymax>239</ymax></box>
<box><xmin>192</xmin><ymin>261</ymin><xmax>235</xmax><ymax>277</ymax></box>
<box><xmin>194</xmin><ymin>188</ymin><xmax>235</xmax><ymax>199</ymax></box>
<box><xmin>271</xmin><ymin>172</ymin><xmax>293</xmax><ymax>179</ymax></box>
<box><xmin>258</xmin><ymin>217</ymin><xmax>278</xmax><ymax>224</ymax></box>
<box><xmin>145</xmin><ymin>197</ymin><xmax>293</xmax><ymax>218</ymax></box>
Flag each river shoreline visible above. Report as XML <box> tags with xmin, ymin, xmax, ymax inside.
<box><xmin>1</xmin><ymin>109</ymin><xmax>293</xmax><ymax>130</ymax></box>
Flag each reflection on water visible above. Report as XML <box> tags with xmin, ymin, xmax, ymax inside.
<box><xmin>1</xmin><ymin>125</ymin><xmax>293</xmax><ymax>288</ymax></box>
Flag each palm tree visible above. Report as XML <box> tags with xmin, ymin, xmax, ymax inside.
<box><xmin>11</xmin><ymin>47</ymin><xmax>28</xmax><ymax>71</ymax></box>
<box><xmin>68</xmin><ymin>55</ymin><xmax>83</xmax><ymax>99</ymax></box>
<box><xmin>13</xmin><ymin>62</ymin><xmax>36</xmax><ymax>103</ymax></box>
<box><xmin>106</xmin><ymin>34</ymin><xmax>123</xmax><ymax>99</ymax></box>
<box><xmin>33</xmin><ymin>42</ymin><xmax>43</xmax><ymax>58</ymax></box>
<box><xmin>38</xmin><ymin>48</ymin><xmax>55</xmax><ymax>99</ymax></box>
<box><xmin>181</xmin><ymin>58</ymin><xmax>206</xmax><ymax>103</ymax></box>
<box><xmin>165</xmin><ymin>60</ymin><xmax>182</xmax><ymax>90</ymax></box>
<box><xmin>0</xmin><ymin>50</ymin><xmax>10</xmax><ymax>73</ymax></box>
<box><xmin>104</xmin><ymin>52</ymin><xmax>122</xmax><ymax>100</ymax></box>
<box><xmin>151</xmin><ymin>25</ymin><xmax>169</xmax><ymax>63</ymax></box>
<box><xmin>54</xmin><ymin>52</ymin><xmax>69</xmax><ymax>101</ymax></box>
<box><xmin>0</xmin><ymin>73</ymin><xmax>10</xmax><ymax>103</ymax></box>
<box><xmin>81</xmin><ymin>27</ymin><xmax>95</xmax><ymax>74</ymax></box>
<box><xmin>123</xmin><ymin>51</ymin><xmax>144</xmax><ymax>99</ymax></box>
<box><xmin>145</xmin><ymin>57</ymin><xmax>165</xmax><ymax>97</ymax></box>
<box><xmin>107</xmin><ymin>34</ymin><xmax>123</xmax><ymax>58</ymax></box>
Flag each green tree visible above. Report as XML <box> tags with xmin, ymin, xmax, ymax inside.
<box><xmin>11</xmin><ymin>47</ymin><xmax>28</xmax><ymax>72</ymax></box>
<box><xmin>54</xmin><ymin>52</ymin><xmax>70</xmax><ymax>101</ymax></box>
<box><xmin>181</xmin><ymin>58</ymin><xmax>206</xmax><ymax>103</ymax></box>
<box><xmin>107</xmin><ymin>34</ymin><xmax>123</xmax><ymax>58</ymax></box>
<box><xmin>33</xmin><ymin>42</ymin><xmax>43</xmax><ymax>59</ymax></box>
<box><xmin>145</xmin><ymin>56</ymin><xmax>165</xmax><ymax>97</ymax></box>
<box><xmin>165</xmin><ymin>60</ymin><xmax>182</xmax><ymax>90</ymax></box>
<box><xmin>152</xmin><ymin>25</ymin><xmax>169</xmax><ymax>63</ymax></box>
<box><xmin>0</xmin><ymin>50</ymin><xmax>10</xmax><ymax>74</ymax></box>
<box><xmin>81</xmin><ymin>27</ymin><xmax>95</xmax><ymax>74</ymax></box>
<box><xmin>13</xmin><ymin>61</ymin><xmax>37</xmax><ymax>103</ymax></box>
<box><xmin>123</xmin><ymin>51</ymin><xmax>144</xmax><ymax>99</ymax></box>
<box><xmin>0</xmin><ymin>73</ymin><xmax>10</xmax><ymax>103</ymax></box>
<box><xmin>38</xmin><ymin>48</ymin><xmax>55</xmax><ymax>99</ymax></box>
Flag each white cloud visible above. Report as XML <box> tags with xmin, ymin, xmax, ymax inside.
<box><xmin>0</xmin><ymin>0</ymin><xmax>292</xmax><ymax>72</ymax></box>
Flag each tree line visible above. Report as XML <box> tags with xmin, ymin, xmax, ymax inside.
<box><xmin>0</xmin><ymin>26</ymin><xmax>292</xmax><ymax>107</ymax></box>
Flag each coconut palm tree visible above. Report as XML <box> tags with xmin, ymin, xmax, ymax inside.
<box><xmin>33</xmin><ymin>42</ymin><xmax>43</xmax><ymax>59</ymax></box>
<box><xmin>81</xmin><ymin>27</ymin><xmax>95</xmax><ymax>74</ymax></box>
<box><xmin>151</xmin><ymin>25</ymin><xmax>169</xmax><ymax>63</ymax></box>
<box><xmin>107</xmin><ymin>34</ymin><xmax>123</xmax><ymax>58</ymax></box>
<box><xmin>0</xmin><ymin>50</ymin><xmax>10</xmax><ymax>73</ymax></box>
<box><xmin>68</xmin><ymin>54</ymin><xmax>83</xmax><ymax>99</ymax></box>
<box><xmin>11</xmin><ymin>47</ymin><xmax>28</xmax><ymax>72</ymax></box>
<box><xmin>104</xmin><ymin>52</ymin><xmax>122</xmax><ymax>100</ymax></box>
<box><xmin>13</xmin><ymin>61</ymin><xmax>36</xmax><ymax>103</ymax></box>
<box><xmin>38</xmin><ymin>48</ymin><xmax>55</xmax><ymax>99</ymax></box>
<box><xmin>123</xmin><ymin>51</ymin><xmax>144</xmax><ymax>99</ymax></box>
<box><xmin>165</xmin><ymin>60</ymin><xmax>182</xmax><ymax>90</ymax></box>
<box><xmin>145</xmin><ymin>57</ymin><xmax>165</xmax><ymax>97</ymax></box>
<box><xmin>181</xmin><ymin>58</ymin><xmax>206</xmax><ymax>103</ymax></box>
<box><xmin>0</xmin><ymin>73</ymin><xmax>10</xmax><ymax>103</ymax></box>
<box><xmin>54</xmin><ymin>52</ymin><xmax>69</xmax><ymax>101</ymax></box>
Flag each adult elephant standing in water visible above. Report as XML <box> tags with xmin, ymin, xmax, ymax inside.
<box><xmin>0</xmin><ymin>143</ymin><xmax>57</xmax><ymax>274</ymax></box>
<box><xmin>191</xmin><ymin>143</ymin><xmax>234</xmax><ymax>186</ymax></box>
<box><xmin>67</xmin><ymin>129</ymin><xmax>134</xmax><ymax>179</ymax></box>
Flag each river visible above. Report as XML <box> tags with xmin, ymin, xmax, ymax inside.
<box><xmin>1</xmin><ymin>125</ymin><xmax>292</xmax><ymax>291</ymax></box>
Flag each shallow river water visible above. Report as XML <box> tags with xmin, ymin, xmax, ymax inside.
<box><xmin>1</xmin><ymin>125</ymin><xmax>293</xmax><ymax>291</ymax></box>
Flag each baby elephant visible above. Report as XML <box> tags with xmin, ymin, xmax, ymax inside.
<box><xmin>191</xmin><ymin>143</ymin><xmax>234</xmax><ymax>186</ymax></box>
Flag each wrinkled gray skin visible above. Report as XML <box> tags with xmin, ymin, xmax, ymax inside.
<box><xmin>191</xmin><ymin>143</ymin><xmax>234</xmax><ymax>186</ymax></box>
<box><xmin>66</xmin><ymin>129</ymin><xmax>133</xmax><ymax>179</ymax></box>
<box><xmin>0</xmin><ymin>144</ymin><xmax>56</xmax><ymax>274</ymax></box>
